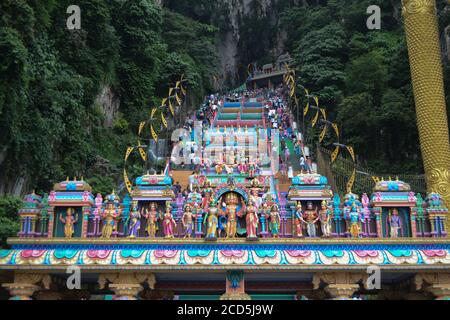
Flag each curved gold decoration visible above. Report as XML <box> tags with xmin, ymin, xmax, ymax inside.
<box><xmin>402</xmin><ymin>0</ymin><xmax>450</xmax><ymax>234</ymax></box>
<box><xmin>402</xmin><ymin>0</ymin><xmax>435</xmax><ymax>15</ymax></box>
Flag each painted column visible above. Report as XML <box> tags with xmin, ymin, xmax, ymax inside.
<box><xmin>98</xmin><ymin>273</ymin><xmax>156</xmax><ymax>300</ymax></box>
<box><xmin>47</xmin><ymin>207</ymin><xmax>55</xmax><ymax>238</ymax></box>
<box><xmin>81</xmin><ymin>207</ymin><xmax>90</xmax><ymax>238</ymax></box>
<box><xmin>2</xmin><ymin>273</ymin><xmax>51</xmax><ymax>300</ymax></box>
<box><xmin>220</xmin><ymin>270</ymin><xmax>251</xmax><ymax>300</ymax></box>
<box><xmin>402</xmin><ymin>0</ymin><xmax>450</xmax><ymax>234</ymax></box>
<box><xmin>374</xmin><ymin>209</ymin><xmax>382</xmax><ymax>238</ymax></box>
<box><xmin>410</xmin><ymin>207</ymin><xmax>417</xmax><ymax>238</ymax></box>
<box><xmin>429</xmin><ymin>215</ymin><xmax>437</xmax><ymax>237</ymax></box>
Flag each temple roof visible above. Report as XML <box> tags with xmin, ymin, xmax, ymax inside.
<box><xmin>53</xmin><ymin>178</ymin><xmax>92</xmax><ymax>192</ymax></box>
<box><xmin>374</xmin><ymin>179</ymin><xmax>411</xmax><ymax>192</ymax></box>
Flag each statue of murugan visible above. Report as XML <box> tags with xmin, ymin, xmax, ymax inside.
<box><xmin>245</xmin><ymin>200</ymin><xmax>259</xmax><ymax>239</ymax></box>
<box><xmin>304</xmin><ymin>202</ymin><xmax>319</xmax><ymax>238</ymax></box>
<box><xmin>182</xmin><ymin>204</ymin><xmax>194</xmax><ymax>238</ymax></box>
<box><xmin>318</xmin><ymin>200</ymin><xmax>332</xmax><ymax>238</ymax></box>
<box><xmin>204</xmin><ymin>200</ymin><xmax>219</xmax><ymax>240</ymax></box>
<box><xmin>127</xmin><ymin>200</ymin><xmax>141</xmax><ymax>238</ymax></box>
<box><xmin>267</xmin><ymin>204</ymin><xmax>281</xmax><ymax>238</ymax></box>
<box><xmin>388</xmin><ymin>208</ymin><xmax>401</xmax><ymax>238</ymax></box>
<box><xmin>142</xmin><ymin>203</ymin><xmax>159</xmax><ymax>238</ymax></box>
<box><xmin>59</xmin><ymin>207</ymin><xmax>78</xmax><ymax>238</ymax></box>
<box><xmin>220</xmin><ymin>193</ymin><xmax>243</xmax><ymax>239</ymax></box>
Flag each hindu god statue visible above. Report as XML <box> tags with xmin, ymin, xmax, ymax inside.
<box><xmin>293</xmin><ymin>203</ymin><xmax>304</xmax><ymax>238</ymax></box>
<box><xmin>127</xmin><ymin>200</ymin><xmax>141</xmax><ymax>238</ymax></box>
<box><xmin>162</xmin><ymin>202</ymin><xmax>176</xmax><ymax>239</ymax></box>
<box><xmin>204</xmin><ymin>200</ymin><xmax>219</xmax><ymax>240</ymax></box>
<box><xmin>142</xmin><ymin>203</ymin><xmax>159</xmax><ymax>238</ymax></box>
<box><xmin>220</xmin><ymin>192</ymin><xmax>243</xmax><ymax>239</ymax></box>
<box><xmin>349</xmin><ymin>204</ymin><xmax>363</xmax><ymax>238</ymax></box>
<box><xmin>249</xmin><ymin>179</ymin><xmax>263</xmax><ymax>209</ymax></box>
<box><xmin>245</xmin><ymin>200</ymin><xmax>259</xmax><ymax>240</ymax></box>
<box><xmin>304</xmin><ymin>202</ymin><xmax>319</xmax><ymax>238</ymax></box>
<box><xmin>101</xmin><ymin>191</ymin><xmax>121</xmax><ymax>239</ymax></box>
<box><xmin>202</xmin><ymin>181</ymin><xmax>213</xmax><ymax>211</ymax></box>
<box><xmin>59</xmin><ymin>207</ymin><xmax>78</xmax><ymax>238</ymax></box>
<box><xmin>388</xmin><ymin>208</ymin><xmax>401</xmax><ymax>238</ymax></box>
<box><xmin>318</xmin><ymin>200</ymin><xmax>332</xmax><ymax>238</ymax></box>
<box><xmin>182</xmin><ymin>204</ymin><xmax>194</xmax><ymax>238</ymax></box>
<box><xmin>267</xmin><ymin>204</ymin><xmax>281</xmax><ymax>238</ymax></box>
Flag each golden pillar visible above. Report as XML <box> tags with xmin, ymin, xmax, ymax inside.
<box><xmin>402</xmin><ymin>0</ymin><xmax>450</xmax><ymax>223</ymax></box>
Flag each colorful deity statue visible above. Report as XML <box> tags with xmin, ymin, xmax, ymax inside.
<box><xmin>343</xmin><ymin>193</ymin><xmax>363</xmax><ymax>237</ymax></box>
<box><xmin>100</xmin><ymin>191</ymin><xmax>122</xmax><ymax>239</ymax></box>
<box><xmin>127</xmin><ymin>200</ymin><xmax>141</xmax><ymax>238</ymax></box>
<box><xmin>202</xmin><ymin>181</ymin><xmax>213</xmax><ymax>211</ymax></box>
<box><xmin>59</xmin><ymin>207</ymin><xmax>78</xmax><ymax>238</ymax></box>
<box><xmin>245</xmin><ymin>200</ymin><xmax>259</xmax><ymax>240</ymax></box>
<box><xmin>182</xmin><ymin>204</ymin><xmax>194</xmax><ymax>238</ymax></box>
<box><xmin>388</xmin><ymin>208</ymin><xmax>401</xmax><ymax>238</ymax></box>
<box><xmin>349</xmin><ymin>204</ymin><xmax>363</xmax><ymax>238</ymax></box>
<box><xmin>162</xmin><ymin>202</ymin><xmax>176</xmax><ymax>239</ymax></box>
<box><xmin>304</xmin><ymin>202</ymin><xmax>319</xmax><ymax>238</ymax></box>
<box><xmin>259</xmin><ymin>202</ymin><xmax>270</xmax><ymax>236</ymax></box>
<box><xmin>216</xmin><ymin>163</ymin><xmax>224</xmax><ymax>175</ymax></box>
<box><xmin>101</xmin><ymin>202</ymin><xmax>121</xmax><ymax>239</ymax></box>
<box><xmin>220</xmin><ymin>193</ymin><xmax>244</xmax><ymax>239</ymax></box>
<box><xmin>293</xmin><ymin>203</ymin><xmax>304</xmax><ymax>238</ymax></box>
<box><xmin>142</xmin><ymin>203</ymin><xmax>159</xmax><ymax>238</ymax></box>
<box><xmin>204</xmin><ymin>200</ymin><xmax>219</xmax><ymax>240</ymax></box>
<box><xmin>249</xmin><ymin>179</ymin><xmax>263</xmax><ymax>210</ymax></box>
<box><xmin>318</xmin><ymin>200</ymin><xmax>332</xmax><ymax>238</ymax></box>
<box><xmin>248</xmin><ymin>161</ymin><xmax>258</xmax><ymax>178</ymax></box>
<box><xmin>267</xmin><ymin>204</ymin><xmax>281</xmax><ymax>238</ymax></box>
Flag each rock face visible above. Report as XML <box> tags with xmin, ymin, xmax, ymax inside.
<box><xmin>163</xmin><ymin>0</ymin><xmax>290</xmax><ymax>86</ymax></box>
<box><xmin>215</xmin><ymin>0</ymin><xmax>288</xmax><ymax>86</ymax></box>
<box><xmin>95</xmin><ymin>85</ymin><xmax>120</xmax><ymax>128</ymax></box>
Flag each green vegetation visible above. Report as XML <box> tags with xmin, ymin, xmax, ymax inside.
<box><xmin>279</xmin><ymin>0</ymin><xmax>450</xmax><ymax>173</ymax></box>
<box><xmin>0</xmin><ymin>197</ymin><xmax>21</xmax><ymax>246</ymax></box>
<box><xmin>0</xmin><ymin>0</ymin><xmax>219</xmax><ymax>196</ymax></box>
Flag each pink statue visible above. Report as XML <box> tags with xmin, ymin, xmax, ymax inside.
<box><xmin>361</xmin><ymin>193</ymin><xmax>371</xmax><ymax>218</ymax></box>
<box><xmin>162</xmin><ymin>203</ymin><xmax>176</xmax><ymax>239</ymax></box>
<box><xmin>245</xmin><ymin>200</ymin><xmax>259</xmax><ymax>240</ymax></box>
<box><xmin>82</xmin><ymin>191</ymin><xmax>90</xmax><ymax>202</ymax></box>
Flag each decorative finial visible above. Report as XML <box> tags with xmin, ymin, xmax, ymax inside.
<box><xmin>66</xmin><ymin>176</ymin><xmax>69</xmax><ymax>182</ymax></box>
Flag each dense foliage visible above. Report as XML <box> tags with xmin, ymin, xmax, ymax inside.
<box><xmin>0</xmin><ymin>0</ymin><xmax>219</xmax><ymax>196</ymax></box>
<box><xmin>280</xmin><ymin>0</ymin><xmax>450</xmax><ymax>173</ymax></box>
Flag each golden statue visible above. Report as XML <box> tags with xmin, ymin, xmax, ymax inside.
<box><xmin>402</xmin><ymin>0</ymin><xmax>450</xmax><ymax>234</ymax></box>
<box><xmin>220</xmin><ymin>193</ymin><xmax>244</xmax><ymax>238</ymax></box>
<box><xmin>101</xmin><ymin>202</ymin><xmax>120</xmax><ymax>239</ymax></box>
<box><xmin>59</xmin><ymin>208</ymin><xmax>78</xmax><ymax>238</ymax></box>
